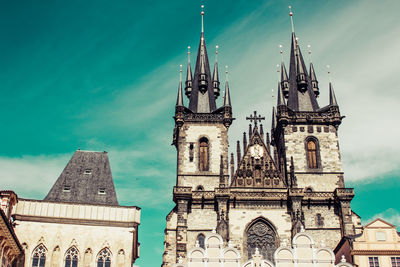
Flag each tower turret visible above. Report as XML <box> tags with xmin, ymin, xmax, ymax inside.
<box><xmin>212</xmin><ymin>46</ymin><xmax>220</xmax><ymax>98</ymax></box>
<box><xmin>185</xmin><ymin>47</ymin><xmax>193</xmax><ymax>98</ymax></box>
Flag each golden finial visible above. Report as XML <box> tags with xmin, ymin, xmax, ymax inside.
<box><xmin>327</xmin><ymin>65</ymin><xmax>332</xmax><ymax>83</ymax></box>
<box><xmin>279</xmin><ymin>44</ymin><xmax>284</xmax><ymax>62</ymax></box>
<box><xmin>179</xmin><ymin>64</ymin><xmax>183</xmax><ymax>81</ymax></box>
<box><xmin>289</xmin><ymin>5</ymin><xmax>295</xmax><ymax>33</ymax></box>
<box><xmin>201</xmin><ymin>5</ymin><xmax>205</xmax><ymax>33</ymax></box>
<box><xmin>307</xmin><ymin>44</ymin><xmax>312</xmax><ymax>62</ymax></box>
<box><xmin>276</xmin><ymin>64</ymin><xmax>280</xmax><ymax>81</ymax></box>
<box><xmin>187</xmin><ymin>46</ymin><xmax>191</xmax><ymax>63</ymax></box>
<box><xmin>272</xmin><ymin>88</ymin><xmax>275</xmax><ymax>99</ymax></box>
<box><xmin>225</xmin><ymin>65</ymin><xmax>229</xmax><ymax>82</ymax></box>
<box><xmin>215</xmin><ymin>45</ymin><xmax>219</xmax><ymax>62</ymax></box>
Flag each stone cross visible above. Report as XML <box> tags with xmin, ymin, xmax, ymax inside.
<box><xmin>246</xmin><ymin>111</ymin><xmax>265</xmax><ymax>127</ymax></box>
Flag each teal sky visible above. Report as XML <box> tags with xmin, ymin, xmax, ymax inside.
<box><xmin>1</xmin><ymin>1</ymin><xmax>400</xmax><ymax>266</ymax></box>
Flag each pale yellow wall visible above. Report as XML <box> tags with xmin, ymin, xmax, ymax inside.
<box><xmin>12</xmin><ymin>200</ymin><xmax>140</xmax><ymax>267</ymax></box>
<box><xmin>353</xmin><ymin>219</ymin><xmax>400</xmax><ymax>267</ymax></box>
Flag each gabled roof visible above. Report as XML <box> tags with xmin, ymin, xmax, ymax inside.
<box><xmin>231</xmin><ymin>127</ymin><xmax>285</xmax><ymax>188</ymax></box>
<box><xmin>364</xmin><ymin>218</ymin><xmax>396</xmax><ymax>228</ymax></box>
<box><xmin>44</xmin><ymin>150</ymin><xmax>119</xmax><ymax>206</ymax></box>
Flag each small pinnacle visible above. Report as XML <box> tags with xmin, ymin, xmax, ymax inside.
<box><xmin>225</xmin><ymin>66</ymin><xmax>229</xmax><ymax>81</ymax></box>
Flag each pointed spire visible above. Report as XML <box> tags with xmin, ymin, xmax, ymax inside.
<box><xmin>236</xmin><ymin>141</ymin><xmax>241</xmax><ymax>169</ymax></box>
<box><xmin>277</xmin><ymin>82</ymin><xmax>286</xmax><ymax>106</ymax></box>
<box><xmin>260</xmin><ymin>124</ymin><xmax>264</xmax><ymax>141</ymax></box>
<box><xmin>224</xmin><ymin>66</ymin><xmax>231</xmax><ymax>107</ymax></box>
<box><xmin>188</xmin><ymin>5</ymin><xmax>217</xmax><ymax>113</ymax></box>
<box><xmin>243</xmin><ymin>132</ymin><xmax>247</xmax><ymax>153</ymax></box>
<box><xmin>280</xmin><ymin>45</ymin><xmax>290</xmax><ymax>98</ymax></box>
<box><xmin>329</xmin><ymin>82</ymin><xmax>338</xmax><ymax>106</ymax></box>
<box><xmin>289</xmin><ymin>6</ymin><xmax>295</xmax><ymax>33</ymax></box>
<box><xmin>185</xmin><ymin>46</ymin><xmax>193</xmax><ymax>97</ymax></box>
<box><xmin>309</xmin><ymin>62</ymin><xmax>319</xmax><ymax>97</ymax></box>
<box><xmin>176</xmin><ymin>65</ymin><xmax>184</xmax><ymax>106</ymax></box>
<box><xmin>271</xmin><ymin>107</ymin><xmax>276</xmax><ymax>130</ymax></box>
<box><xmin>249</xmin><ymin>124</ymin><xmax>253</xmax><ymax>139</ymax></box>
<box><xmin>286</xmin><ymin>6</ymin><xmax>319</xmax><ymax>112</ymax></box>
<box><xmin>212</xmin><ymin>45</ymin><xmax>220</xmax><ymax>98</ymax></box>
<box><xmin>230</xmin><ymin>153</ymin><xmax>235</xmax><ymax>178</ymax></box>
<box><xmin>266</xmin><ymin>133</ymin><xmax>271</xmax><ymax>153</ymax></box>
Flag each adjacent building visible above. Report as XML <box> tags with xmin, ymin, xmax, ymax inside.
<box><xmin>162</xmin><ymin>7</ymin><xmax>362</xmax><ymax>267</ymax></box>
<box><xmin>334</xmin><ymin>218</ymin><xmax>400</xmax><ymax>267</ymax></box>
<box><xmin>11</xmin><ymin>150</ymin><xmax>140</xmax><ymax>267</ymax></box>
<box><xmin>0</xmin><ymin>190</ymin><xmax>24</xmax><ymax>267</ymax></box>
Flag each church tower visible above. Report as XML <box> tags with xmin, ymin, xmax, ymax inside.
<box><xmin>271</xmin><ymin>7</ymin><xmax>358</xmax><ymax>240</ymax></box>
<box><xmin>165</xmin><ymin>5</ymin><xmax>233</xmax><ymax>266</ymax></box>
<box><xmin>163</xmin><ymin>6</ymin><xmax>361</xmax><ymax>267</ymax></box>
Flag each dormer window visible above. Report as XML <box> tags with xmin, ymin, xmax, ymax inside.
<box><xmin>63</xmin><ymin>186</ymin><xmax>71</xmax><ymax>192</ymax></box>
<box><xmin>98</xmin><ymin>188</ymin><xmax>106</xmax><ymax>195</ymax></box>
<box><xmin>84</xmin><ymin>169</ymin><xmax>92</xmax><ymax>175</ymax></box>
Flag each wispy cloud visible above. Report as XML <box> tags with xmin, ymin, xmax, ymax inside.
<box><xmin>367</xmin><ymin>208</ymin><xmax>400</xmax><ymax>229</ymax></box>
<box><xmin>0</xmin><ymin>154</ymin><xmax>69</xmax><ymax>199</ymax></box>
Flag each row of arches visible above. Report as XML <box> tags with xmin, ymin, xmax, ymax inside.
<box><xmin>196</xmin><ymin>218</ymin><xmax>278</xmax><ymax>262</ymax></box>
<box><xmin>30</xmin><ymin>245</ymin><xmax>121</xmax><ymax>267</ymax></box>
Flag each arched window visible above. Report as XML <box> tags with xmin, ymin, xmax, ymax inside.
<box><xmin>196</xmin><ymin>185</ymin><xmax>204</xmax><ymax>191</ymax></box>
<box><xmin>32</xmin><ymin>244</ymin><xmax>47</xmax><ymax>267</ymax></box>
<box><xmin>196</xmin><ymin>234</ymin><xmax>205</xmax><ymax>249</ymax></box>
<box><xmin>306</xmin><ymin>139</ymin><xmax>319</xmax><ymax>169</ymax></box>
<box><xmin>199</xmin><ymin>138</ymin><xmax>209</xmax><ymax>171</ymax></box>
<box><xmin>65</xmin><ymin>247</ymin><xmax>79</xmax><ymax>267</ymax></box>
<box><xmin>97</xmin><ymin>249</ymin><xmax>111</xmax><ymax>267</ymax></box>
<box><xmin>246</xmin><ymin>219</ymin><xmax>277</xmax><ymax>262</ymax></box>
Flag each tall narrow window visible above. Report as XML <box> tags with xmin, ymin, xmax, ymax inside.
<box><xmin>369</xmin><ymin>257</ymin><xmax>379</xmax><ymax>267</ymax></box>
<box><xmin>196</xmin><ymin>234</ymin><xmax>205</xmax><ymax>249</ymax></box>
<box><xmin>97</xmin><ymin>249</ymin><xmax>111</xmax><ymax>267</ymax></box>
<box><xmin>391</xmin><ymin>257</ymin><xmax>400</xmax><ymax>267</ymax></box>
<box><xmin>307</xmin><ymin>140</ymin><xmax>318</xmax><ymax>169</ymax></box>
<box><xmin>32</xmin><ymin>244</ymin><xmax>47</xmax><ymax>267</ymax></box>
<box><xmin>65</xmin><ymin>247</ymin><xmax>79</xmax><ymax>267</ymax></box>
<box><xmin>199</xmin><ymin>138</ymin><xmax>209</xmax><ymax>171</ymax></box>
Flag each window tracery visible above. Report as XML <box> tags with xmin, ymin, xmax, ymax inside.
<box><xmin>32</xmin><ymin>244</ymin><xmax>47</xmax><ymax>267</ymax></box>
<box><xmin>97</xmin><ymin>249</ymin><xmax>111</xmax><ymax>267</ymax></box>
<box><xmin>305</xmin><ymin>137</ymin><xmax>320</xmax><ymax>169</ymax></box>
<box><xmin>65</xmin><ymin>247</ymin><xmax>79</xmax><ymax>267</ymax></box>
<box><xmin>246</xmin><ymin>220</ymin><xmax>277</xmax><ymax>262</ymax></box>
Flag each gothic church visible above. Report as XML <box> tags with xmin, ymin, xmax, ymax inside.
<box><xmin>162</xmin><ymin>7</ymin><xmax>362</xmax><ymax>267</ymax></box>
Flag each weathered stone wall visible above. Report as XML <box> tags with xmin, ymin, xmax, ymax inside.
<box><xmin>177</xmin><ymin>123</ymin><xmax>228</xmax><ymax>190</ymax></box>
<box><xmin>228</xmin><ymin>207</ymin><xmax>292</xmax><ymax>261</ymax></box>
<box><xmin>283</xmin><ymin>125</ymin><xmax>343</xmax><ymax>191</ymax></box>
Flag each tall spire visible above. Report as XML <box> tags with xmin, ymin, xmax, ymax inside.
<box><xmin>277</xmin><ymin>82</ymin><xmax>286</xmax><ymax>106</ymax></box>
<box><xmin>176</xmin><ymin>65</ymin><xmax>184</xmax><ymax>106</ymax></box>
<box><xmin>329</xmin><ymin>82</ymin><xmax>338</xmax><ymax>106</ymax></box>
<box><xmin>223</xmin><ymin>66</ymin><xmax>231</xmax><ymax>107</ymax></box>
<box><xmin>212</xmin><ymin>45</ymin><xmax>220</xmax><ymax>98</ymax></box>
<box><xmin>271</xmin><ymin>107</ymin><xmax>276</xmax><ymax>130</ymax></box>
<box><xmin>185</xmin><ymin>46</ymin><xmax>193</xmax><ymax>97</ymax></box>
<box><xmin>308</xmin><ymin>45</ymin><xmax>319</xmax><ymax>97</ymax></box>
<box><xmin>286</xmin><ymin>6</ymin><xmax>319</xmax><ymax>112</ymax></box>
<box><xmin>188</xmin><ymin>5</ymin><xmax>217</xmax><ymax>113</ymax></box>
<box><xmin>328</xmin><ymin>67</ymin><xmax>338</xmax><ymax>106</ymax></box>
<box><xmin>280</xmin><ymin>45</ymin><xmax>289</xmax><ymax>98</ymax></box>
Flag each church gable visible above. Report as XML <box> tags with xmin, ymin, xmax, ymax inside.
<box><xmin>231</xmin><ymin>127</ymin><xmax>285</xmax><ymax>188</ymax></box>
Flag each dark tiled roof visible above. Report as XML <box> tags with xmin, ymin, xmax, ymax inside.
<box><xmin>287</xmin><ymin>33</ymin><xmax>319</xmax><ymax>112</ymax></box>
<box><xmin>44</xmin><ymin>150</ymin><xmax>118</xmax><ymax>206</ymax></box>
<box><xmin>188</xmin><ymin>33</ymin><xmax>217</xmax><ymax>113</ymax></box>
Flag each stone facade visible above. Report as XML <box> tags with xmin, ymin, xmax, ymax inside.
<box><xmin>12</xmin><ymin>199</ymin><xmax>140</xmax><ymax>267</ymax></box>
<box><xmin>173</xmin><ymin>229</ymin><xmax>354</xmax><ymax>267</ymax></box>
<box><xmin>0</xmin><ymin>191</ymin><xmax>24</xmax><ymax>267</ymax></box>
<box><xmin>163</xmin><ymin>7</ymin><xmax>362</xmax><ymax>267</ymax></box>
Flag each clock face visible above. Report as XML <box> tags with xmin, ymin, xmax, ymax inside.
<box><xmin>250</xmin><ymin>144</ymin><xmax>264</xmax><ymax>158</ymax></box>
